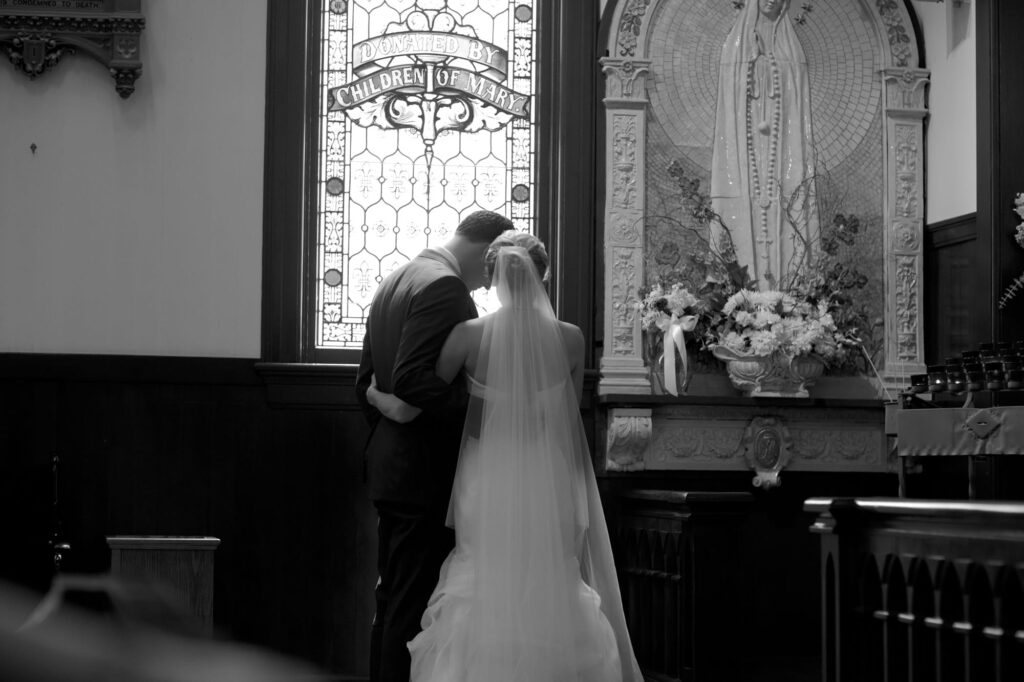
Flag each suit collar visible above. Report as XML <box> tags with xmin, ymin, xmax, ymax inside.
<box><xmin>419</xmin><ymin>247</ymin><xmax>461</xmax><ymax>276</ymax></box>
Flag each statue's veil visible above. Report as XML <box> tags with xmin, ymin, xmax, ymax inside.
<box><xmin>450</xmin><ymin>246</ymin><xmax>643</xmax><ymax>680</ymax></box>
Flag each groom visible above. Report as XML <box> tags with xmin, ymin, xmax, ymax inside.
<box><xmin>355</xmin><ymin>210</ymin><xmax>512</xmax><ymax>682</ymax></box>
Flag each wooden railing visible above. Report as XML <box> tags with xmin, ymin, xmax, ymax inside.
<box><xmin>614</xmin><ymin>490</ymin><xmax>753</xmax><ymax>682</ymax></box>
<box><xmin>806</xmin><ymin>497</ymin><xmax>1024</xmax><ymax>682</ymax></box>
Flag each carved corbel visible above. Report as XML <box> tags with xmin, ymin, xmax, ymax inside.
<box><xmin>737</xmin><ymin>416</ymin><xmax>795</xmax><ymax>489</ymax></box>
<box><xmin>605</xmin><ymin>408</ymin><xmax>652</xmax><ymax>472</ymax></box>
<box><xmin>0</xmin><ymin>0</ymin><xmax>145</xmax><ymax>99</ymax></box>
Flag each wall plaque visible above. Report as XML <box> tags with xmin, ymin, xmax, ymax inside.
<box><xmin>0</xmin><ymin>0</ymin><xmax>145</xmax><ymax>98</ymax></box>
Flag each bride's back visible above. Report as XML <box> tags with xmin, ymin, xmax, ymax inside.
<box><xmin>458</xmin><ymin>312</ymin><xmax>582</xmax><ymax>388</ymax></box>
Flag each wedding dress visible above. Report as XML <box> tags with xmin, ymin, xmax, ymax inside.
<box><xmin>408</xmin><ymin>247</ymin><xmax>643</xmax><ymax>682</ymax></box>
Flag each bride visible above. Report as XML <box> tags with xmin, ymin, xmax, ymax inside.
<box><xmin>367</xmin><ymin>231</ymin><xmax>643</xmax><ymax>682</ymax></box>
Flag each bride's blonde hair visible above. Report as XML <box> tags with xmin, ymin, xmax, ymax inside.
<box><xmin>484</xmin><ymin>230</ymin><xmax>550</xmax><ymax>285</ymax></box>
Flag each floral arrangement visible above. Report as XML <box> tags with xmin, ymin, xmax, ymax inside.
<box><xmin>637</xmin><ymin>282</ymin><xmax>699</xmax><ymax>335</ymax></box>
<box><xmin>639</xmin><ymin>161</ymin><xmax>874</xmax><ymax>377</ymax></box>
<box><xmin>714</xmin><ymin>289</ymin><xmax>853</xmax><ymax>361</ymax></box>
<box><xmin>997</xmin><ymin>192</ymin><xmax>1024</xmax><ymax>309</ymax></box>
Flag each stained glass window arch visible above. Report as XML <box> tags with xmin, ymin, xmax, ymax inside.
<box><xmin>314</xmin><ymin>0</ymin><xmax>538</xmax><ymax>350</ymax></box>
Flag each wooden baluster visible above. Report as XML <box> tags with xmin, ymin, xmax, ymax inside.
<box><xmin>678</xmin><ymin>526</ymin><xmax>692</xmax><ymax>679</ymax></box>
<box><xmin>861</xmin><ymin>554</ymin><xmax>885</xmax><ymax>682</ymax></box>
<box><xmin>638</xmin><ymin>529</ymin><xmax>651</xmax><ymax>668</ymax></box>
<box><xmin>961</xmin><ymin>563</ymin><xmax>996</xmax><ymax>682</ymax></box>
<box><xmin>879</xmin><ymin>555</ymin><xmax>909</xmax><ymax>682</ymax></box>
<box><xmin>650</xmin><ymin>529</ymin><xmax>664</xmax><ymax>674</ymax></box>
<box><xmin>986</xmin><ymin>564</ymin><xmax>1021</xmax><ymax>682</ymax></box>
<box><xmin>907</xmin><ymin>558</ymin><xmax>937</xmax><ymax>680</ymax></box>
<box><xmin>1007</xmin><ymin>567</ymin><xmax>1024</xmax><ymax>680</ymax></box>
<box><xmin>666</xmin><ymin>531</ymin><xmax>681</xmax><ymax>680</ymax></box>
<box><xmin>931</xmin><ymin>560</ymin><xmax>962</xmax><ymax>682</ymax></box>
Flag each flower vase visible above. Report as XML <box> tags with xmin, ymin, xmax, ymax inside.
<box><xmin>712</xmin><ymin>347</ymin><xmax>824</xmax><ymax>398</ymax></box>
<box><xmin>644</xmin><ymin>333</ymin><xmax>691</xmax><ymax>396</ymax></box>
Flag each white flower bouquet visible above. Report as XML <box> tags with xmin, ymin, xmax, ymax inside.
<box><xmin>713</xmin><ymin>289</ymin><xmax>850</xmax><ymax>361</ymax></box>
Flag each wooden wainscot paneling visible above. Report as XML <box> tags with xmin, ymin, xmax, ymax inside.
<box><xmin>614</xmin><ymin>490</ymin><xmax>754</xmax><ymax>681</ymax></box>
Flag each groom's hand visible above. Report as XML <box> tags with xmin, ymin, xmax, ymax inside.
<box><xmin>367</xmin><ymin>381</ymin><xmax>423</xmax><ymax>424</ymax></box>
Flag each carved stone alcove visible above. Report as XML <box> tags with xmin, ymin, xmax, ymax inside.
<box><xmin>598</xmin><ymin>0</ymin><xmax>928</xmax><ymax>395</ymax></box>
<box><xmin>0</xmin><ymin>0</ymin><xmax>145</xmax><ymax>98</ymax></box>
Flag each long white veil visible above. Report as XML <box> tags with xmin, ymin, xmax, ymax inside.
<box><xmin>454</xmin><ymin>246</ymin><xmax>642</xmax><ymax>681</ymax></box>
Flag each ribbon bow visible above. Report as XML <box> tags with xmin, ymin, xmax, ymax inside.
<box><xmin>660</xmin><ymin>313</ymin><xmax>698</xmax><ymax>396</ymax></box>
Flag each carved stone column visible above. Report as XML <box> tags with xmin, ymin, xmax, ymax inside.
<box><xmin>882</xmin><ymin>68</ymin><xmax>929</xmax><ymax>380</ymax></box>
<box><xmin>599</xmin><ymin>57</ymin><xmax>652</xmax><ymax>394</ymax></box>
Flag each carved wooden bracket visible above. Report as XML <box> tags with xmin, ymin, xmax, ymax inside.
<box><xmin>0</xmin><ymin>0</ymin><xmax>145</xmax><ymax>99</ymax></box>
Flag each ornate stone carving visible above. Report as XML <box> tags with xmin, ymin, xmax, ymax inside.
<box><xmin>894</xmin><ymin>124</ymin><xmax>918</xmax><ymax>174</ymax></box>
<box><xmin>791</xmin><ymin>429</ymin><xmax>881</xmax><ymax>465</ymax></box>
<box><xmin>616</xmin><ymin>0</ymin><xmax>652</xmax><ymax>57</ymax></box>
<box><xmin>895</xmin><ymin>255</ymin><xmax>920</xmax><ymax>362</ymax></box>
<box><xmin>611</xmin><ymin>115</ymin><xmax>638</xmax><ymax>209</ymax></box>
<box><xmin>606</xmin><ymin>409</ymin><xmax>652</xmax><ymax>471</ymax></box>
<box><xmin>610</xmin><ymin>247</ymin><xmax>639</xmax><ymax>356</ymax></box>
<box><xmin>895</xmin><ymin>173</ymin><xmax>918</xmax><ymax>218</ymax></box>
<box><xmin>611</xmin><ymin>213</ymin><xmax>641</xmax><ymax>244</ymax></box>
<box><xmin>650</xmin><ymin>426</ymin><xmax>741</xmax><ymax>463</ymax></box>
<box><xmin>601</xmin><ymin>58</ymin><xmax>651</xmax><ymax>100</ymax></box>
<box><xmin>0</xmin><ymin>2</ymin><xmax>146</xmax><ymax>99</ymax></box>
<box><xmin>884</xmin><ymin>68</ymin><xmax>929</xmax><ymax>110</ymax></box>
<box><xmin>736</xmin><ymin>417</ymin><xmax>794</xmax><ymax>489</ymax></box>
<box><xmin>892</xmin><ymin>221</ymin><xmax>919</xmax><ymax>252</ymax></box>
<box><xmin>630</xmin><ymin>404</ymin><xmax>888</xmax><ymax>478</ymax></box>
<box><xmin>876</xmin><ymin>0</ymin><xmax>914</xmax><ymax>67</ymax></box>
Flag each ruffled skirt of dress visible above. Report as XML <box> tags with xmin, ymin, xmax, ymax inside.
<box><xmin>407</xmin><ymin>549</ymin><xmax>622</xmax><ymax>682</ymax></box>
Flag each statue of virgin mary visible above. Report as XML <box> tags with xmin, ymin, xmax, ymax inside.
<box><xmin>710</xmin><ymin>0</ymin><xmax>819</xmax><ymax>289</ymax></box>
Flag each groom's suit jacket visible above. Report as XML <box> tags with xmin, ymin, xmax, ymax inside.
<box><xmin>355</xmin><ymin>249</ymin><xmax>477</xmax><ymax>508</ymax></box>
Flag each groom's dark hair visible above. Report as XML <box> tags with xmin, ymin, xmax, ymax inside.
<box><xmin>456</xmin><ymin>210</ymin><xmax>514</xmax><ymax>244</ymax></box>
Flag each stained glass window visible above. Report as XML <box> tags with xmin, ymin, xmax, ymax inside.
<box><xmin>315</xmin><ymin>0</ymin><xmax>537</xmax><ymax>349</ymax></box>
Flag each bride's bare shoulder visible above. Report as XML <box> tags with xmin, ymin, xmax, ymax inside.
<box><xmin>557</xmin><ymin>320</ymin><xmax>584</xmax><ymax>354</ymax></box>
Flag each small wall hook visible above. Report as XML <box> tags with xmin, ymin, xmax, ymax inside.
<box><xmin>30</xmin><ymin>143</ymin><xmax>37</xmax><ymax>154</ymax></box>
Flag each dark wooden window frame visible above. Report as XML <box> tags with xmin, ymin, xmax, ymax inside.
<box><xmin>260</xmin><ymin>0</ymin><xmax>600</xmax><ymax>376</ymax></box>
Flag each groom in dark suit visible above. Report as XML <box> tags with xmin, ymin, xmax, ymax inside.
<box><xmin>355</xmin><ymin>210</ymin><xmax>512</xmax><ymax>682</ymax></box>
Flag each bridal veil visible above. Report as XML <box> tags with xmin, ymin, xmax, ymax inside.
<box><xmin>450</xmin><ymin>246</ymin><xmax>642</xmax><ymax>681</ymax></box>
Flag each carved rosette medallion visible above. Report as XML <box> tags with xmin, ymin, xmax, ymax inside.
<box><xmin>736</xmin><ymin>417</ymin><xmax>794</xmax><ymax>489</ymax></box>
<box><xmin>0</xmin><ymin>4</ymin><xmax>146</xmax><ymax>99</ymax></box>
<box><xmin>606</xmin><ymin>409</ymin><xmax>652</xmax><ymax>472</ymax></box>
<box><xmin>892</xmin><ymin>222</ymin><xmax>919</xmax><ymax>252</ymax></box>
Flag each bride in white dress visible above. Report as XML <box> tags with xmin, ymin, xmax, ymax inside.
<box><xmin>368</xmin><ymin>232</ymin><xmax>642</xmax><ymax>682</ymax></box>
